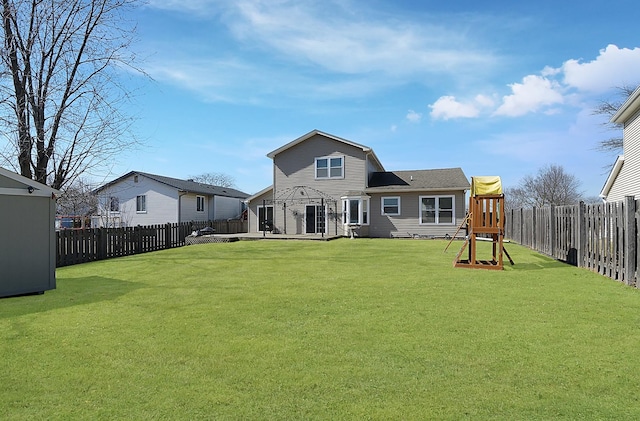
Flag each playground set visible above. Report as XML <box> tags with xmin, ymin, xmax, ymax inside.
<box><xmin>447</xmin><ymin>176</ymin><xmax>513</xmax><ymax>270</ymax></box>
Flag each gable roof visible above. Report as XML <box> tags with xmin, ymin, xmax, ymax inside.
<box><xmin>267</xmin><ymin>129</ymin><xmax>385</xmax><ymax>171</ymax></box>
<box><xmin>0</xmin><ymin>166</ymin><xmax>60</xmax><ymax>197</ymax></box>
<box><xmin>366</xmin><ymin>168</ymin><xmax>470</xmax><ymax>193</ymax></box>
<box><xmin>599</xmin><ymin>155</ymin><xmax>624</xmax><ymax>199</ymax></box>
<box><xmin>611</xmin><ymin>86</ymin><xmax>640</xmax><ymax>124</ymax></box>
<box><xmin>95</xmin><ymin>171</ymin><xmax>249</xmax><ymax>198</ymax></box>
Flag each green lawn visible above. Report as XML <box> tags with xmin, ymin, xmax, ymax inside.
<box><xmin>2</xmin><ymin>239</ymin><xmax>640</xmax><ymax>420</ymax></box>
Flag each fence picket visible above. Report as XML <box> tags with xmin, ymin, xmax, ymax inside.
<box><xmin>56</xmin><ymin>220</ymin><xmax>247</xmax><ymax>267</ymax></box>
<box><xmin>506</xmin><ymin>197</ymin><xmax>638</xmax><ymax>288</ymax></box>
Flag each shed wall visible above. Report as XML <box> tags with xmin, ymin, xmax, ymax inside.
<box><xmin>0</xmin><ymin>195</ymin><xmax>56</xmax><ymax>297</ymax></box>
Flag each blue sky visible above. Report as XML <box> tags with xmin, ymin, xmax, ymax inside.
<box><xmin>111</xmin><ymin>0</ymin><xmax>640</xmax><ymax>197</ymax></box>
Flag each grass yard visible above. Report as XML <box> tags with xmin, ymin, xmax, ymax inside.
<box><xmin>2</xmin><ymin>239</ymin><xmax>640</xmax><ymax>420</ymax></box>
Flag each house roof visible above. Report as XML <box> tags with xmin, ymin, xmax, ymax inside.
<box><xmin>95</xmin><ymin>171</ymin><xmax>249</xmax><ymax>198</ymax></box>
<box><xmin>266</xmin><ymin>129</ymin><xmax>385</xmax><ymax>171</ymax></box>
<box><xmin>611</xmin><ymin>87</ymin><xmax>640</xmax><ymax>124</ymax></box>
<box><xmin>366</xmin><ymin>168</ymin><xmax>470</xmax><ymax>193</ymax></box>
<box><xmin>599</xmin><ymin>155</ymin><xmax>624</xmax><ymax>199</ymax></box>
<box><xmin>246</xmin><ymin>185</ymin><xmax>273</xmax><ymax>202</ymax></box>
<box><xmin>0</xmin><ymin>166</ymin><xmax>60</xmax><ymax>197</ymax></box>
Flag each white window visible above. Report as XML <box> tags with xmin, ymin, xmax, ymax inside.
<box><xmin>196</xmin><ymin>196</ymin><xmax>205</xmax><ymax>212</ymax></box>
<box><xmin>381</xmin><ymin>197</ymin><xmax>400</xmax><ymax>216</ymax></box>
<box><xmin>342</xmin><ymin>196</ymin><xmax>369</xmax><ymax>225</ymax></box>
<box><xmin>109</xmin><ymin>197</ymin><xmax>119</xmax><ymax>212</ymax></box>
<box><xmin>136</xmin><ymin>195</ymin><xmax>146</xmax><ymax>213</ymax></box>
<box><xmin>315</xmin><ymin>156</ymin><xmax>344</xmax><ymax>179</ymax></box>
<box><xmin>420</xmin><ymin>195</ymin><xmax>455</xmax><ymax>224</ymax></box>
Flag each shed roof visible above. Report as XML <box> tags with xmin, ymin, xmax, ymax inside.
<box><xmin>95</xmin><ymin>171</ymin><xmax>249</xmax><ymax>198</ymax></box>
<box><xmin>366</xmin><ymin>168</ymin><xmax>470</xmax><ymax>193</ymax></box>
<box><xmin>0</xmin><ymin>167</ymin><xmax>60</xmax><ymax>197</ymax></box>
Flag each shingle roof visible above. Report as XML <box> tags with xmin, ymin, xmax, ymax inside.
<box><xmin>366</xmin><ymin>168</ymin><xmax>470</xmax><ymax>192</ymax></box>
<box><xmin>95</xmin><ymin>171</ymin><xmax>249</xmax><ymax>199</ymax></box>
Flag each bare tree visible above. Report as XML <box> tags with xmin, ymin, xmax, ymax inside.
<box><xmin>506</xmin><ymin>164</ymin><xmax>583</xmax><ymax>209</ymax></box>
<box><xmin>0</xmin><ymin>0</ymin><xmax>143</xmax><ymax>190</ymax></box>
<box><xmin>593</xmin><ymin>85</ymin><xmax>638</xmax><ymax>155</ymax></box>
<box><xmin>56</xmin><ymin>178</ymin><xmax>98</xmax><ymax>216</ymax></box>
<box><xmin>190</xmin><ymin>172</ymin><xmax>237</xmax><ymax>188</ymax></box>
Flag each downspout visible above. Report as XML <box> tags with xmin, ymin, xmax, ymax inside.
<box><xmin>178</xmin><ymin>190</ymin><xmax>187</xmax><ymax>223</ymax></box>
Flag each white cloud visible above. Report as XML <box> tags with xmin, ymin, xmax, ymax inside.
<box><xmin>406</xmin><ymin>110</ymin><xmax>422</xmax><ymax>123</ymax></box>
<box><xmin>493</xmin><ymin>75</ymin><xmax>564</xmax><ymax>117</ymax></box>
<box><xmin>561</xmin><ymin>45</ymin><xmax>640</xmax><ymax>93</ymax></box>
<box><xmin>429</xmin><ymin>96</ymin><xmax>481</xmax><ymax>120</ymax></box>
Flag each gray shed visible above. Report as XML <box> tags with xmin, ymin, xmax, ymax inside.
<box><xmin>0</xmin><ymin>167</ymin><xmax>59</xmax><ymax>298</ymax></box>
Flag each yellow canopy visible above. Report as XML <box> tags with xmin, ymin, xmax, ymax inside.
<box><xmin>471</xmin><ymin>176</ymin><xmax>502</xmax><ymax>196</ymax></box>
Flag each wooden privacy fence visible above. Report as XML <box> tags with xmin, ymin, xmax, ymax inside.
<box><xmin>56</xmin><ymin>220</ymin><xmax>247</xmax><ymax>267</ymax></box>
<box><xmin>505</xmin><ymin>196</ymin><xmax>639</xmax><ymax>287</ymax></box>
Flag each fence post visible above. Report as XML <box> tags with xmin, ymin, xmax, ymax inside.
<box><xmin>576</xmin><ymin>201</ymin><xmax>586</xmax><ymax>268</ymax></box>
<box><xmin>624</xmin><ymin>196</ymin><xmax>636</xmax><ymax>286</ymax></box>
<box><xmin>165</xmin><ymin>223</ymin><xmax>171</xmax><ymax>249</ymax></box>
<box><xmin>549</xmin><ymin>206</ymin><xmax>556</xmax><ymax>258</ymax></box>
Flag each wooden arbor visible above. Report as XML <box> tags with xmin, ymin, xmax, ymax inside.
<box><xmin>454</xmin><ymin>176</ymin><xmax>510</xmax><ymax>270</ymax></box>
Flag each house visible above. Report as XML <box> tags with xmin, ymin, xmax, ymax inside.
<box><xmin>0</xmin><ymin>167</ymin><xmax>59</xmax><ymax>297</ymax></box>
<box><xmin>600</xmin><ymin>86</ymin><xmax>640</xmax><ymax>202</ymax></box>
<box><xmin>93</xmin><ymin>171</ymin><xmax>249</xmax><ymax>227</ymax></box>
<box><xmin>246</xmin><ymin>130</ymin><xmax>470</xmax><ymax>238</ymax></box>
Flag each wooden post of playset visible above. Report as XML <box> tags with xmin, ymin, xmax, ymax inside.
<box><xmin>454</xmin><ymin>176</ymin><xmax>506</xmax><ymax>270</ymax></box>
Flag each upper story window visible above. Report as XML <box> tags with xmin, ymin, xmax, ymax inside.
<box><xmin>197</xmin><ymin>196</ymin><xmax>205</xmax><ymax>212</ymax></box>
<box><xmin>381</xmin><ymin>197</ymin><xmax>400</xmax><ymax>216</ymax></box>
<box><xmin>109</xmin><ymin>196</ymin><xmax>119</xmax><ymax>212</ymax></box>
<box><xmin>420</xmin><ymin>195</ymin><xmax>454</xmax><ymax>224</ymax></box>
<box><xmin>136</xmin><ymin>195</ymin><xmax>147</xmax><ymax>213</ymax></box>
<box><xmin>315</xmin><ymin>156</ymin><xmax>344</xmax><ymax>179</ymax></box>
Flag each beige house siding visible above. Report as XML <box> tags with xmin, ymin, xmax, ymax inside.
<box><xmin>271</xmin><ymin>133</ymin><xmax>371</xmax><ymax>235</ymax></box>
<box><xmin>368</xmin><ymin>190</ymin><xmax>466</xmax><ymax>238</ymax></box>
<box><xmin>606</xmin><ymin>108</ymin><xmax>640</xmax><ymax>202</ymax></box>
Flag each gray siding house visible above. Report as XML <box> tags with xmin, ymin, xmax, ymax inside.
<box><xmin>0</xmin><ymin>167</ymin><xmax>59</xmax><ymax>297</ymax></box>
<box><xmin>246</xmin><ymin>130</ymin><xmax>470</xmax><ymax>238</ymax></box>
<box><xmin>93</xmin><ymin>171</ymin><xmax>249</xmax><ymax>227</ymax></box>
<box><xmin>600</xmin><ymin>87</ymin><xmax>640</xmax><ymax>202</ymax></box>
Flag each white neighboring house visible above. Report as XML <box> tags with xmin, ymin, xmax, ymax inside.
<box><xmin>92</xmin><ymin>171</ymin><xmax>249</xmax><ymax>227</ymax></box>
<box><xmin>600</xmin><ymin>87</ymin><xmax>640</xmax><ymax>202</ymax></box>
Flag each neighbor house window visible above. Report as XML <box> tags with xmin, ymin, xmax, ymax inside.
<box><xmin>196</xmin><ymin>196</ymin><xmax>205</xmax><ymax>212</ymax></box>
<box><xmin>381</xmin><ymin>197</ymin><xmax>400</xmax><ymax>216</ymax></box>
<box><xmin>109</xmin><ymin>196</ymin><xmax>119</xmax><ymax>212</ymax></box>
<box><xmin>136</xmin><ymin>195</ymin><xmax>146</xmax><ymax>213</ymax></box>
<box><xmin>315</xmin><ymin>156</ymin><xmax>344</xmax><ymax>179</ymax></box>
<box><xmin>420</xmin><ymin>195</ymin><xmax>454</xmax><ymax>224</ymax></box>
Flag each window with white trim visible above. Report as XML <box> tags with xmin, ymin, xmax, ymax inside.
<box><xmin>342</xmin><ymin>196</ymin><xmax>370</xmax><ymax>225</ymax></box>
<box><xmin>109</xmin><ymin>196</ymin><xmax>119</xmax><ymax>212</ymax></box>
<box><xmin>136</xmin><ymin>195</ymin><xmax>147</xmax><ymax>213</ymax></box>
<box><xmin>315</xmin><ymin>156</ymin><xmax>344</xmax><ymax>179</ymax></box>
<box><xmin>196</xmin><ymin>195</ymin><xmax>205</xmax><ymax>212</ymax></box>
<box><xmin>420</xmin><ymin>195</ymin><xmax>454</xmax><ymax>224</ymax></box>
<box><xmin>381</xmin><ymin>197</ymin><xmax>400</xmax><ymax>216</ymax></box>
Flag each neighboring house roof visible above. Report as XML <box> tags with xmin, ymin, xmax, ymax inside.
<box><xmin>599</xmin><ymin>155</ymin><xmax>624</xmax><ymax>199</ymax></box>
<box><xmin>366</xmin><ymin>168</ymin><xmax>470</xmax><ymax>193</ymax></box>
<box><xmin>611</xmin><ymin>87</ymin><xmax>640</xmax><ymax>124</ymax></box>
<box><xmin>95</xmin><ymin>171</ymin><xmax>249</xmax><ymax>198</ymax></box>
<box><xmin>267</xmin><ymin>129</ymin><xmax>385</xmax><ymax>171</ymax></box>
<box><xmin>0</xmin><ymin>166</ymin><xmax>60</xmax><ymax>197</ymax></box>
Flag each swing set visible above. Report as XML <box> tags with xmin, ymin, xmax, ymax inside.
<box><xmin>445</xmin><ymin>176</ymin><xmax>514</xmax><ymax>270</ymax></box>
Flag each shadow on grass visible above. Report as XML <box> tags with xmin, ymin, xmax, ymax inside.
<box><xmin>506</xmin><ymin>253</ymin><xmax>568</xmax><ymax>271</ymax></box>
<box><xmin>0</xmin><ymin>276</ymin><xmax>141</xmax><ymax>319</ymax></box>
